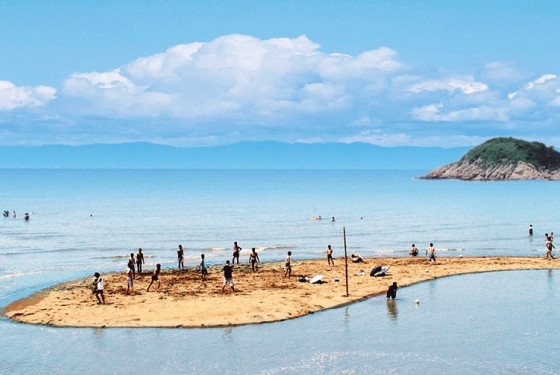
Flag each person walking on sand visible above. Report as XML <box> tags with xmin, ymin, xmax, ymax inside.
<box><xmin>410</xmin><ymin>244</ymin><xmax>419</xmax><ymax>256</ymax></box>
<box><xmin>136</xmin><ymin>248</ymin><xmax>145</xmax><ymax>274</ymax></box>
<box><xmin>249</xmin><ymin>248</ymin><xmax>260</xmax><ymax>272</ymax></box>
<box><xmin>326</xmin><ymin>245</ymin><xmax>334</xmax><ymax>266</ymax></box>
<box><xmin>125</xmin><ymin>268</ymin><xmax>133</xmax><ymax>294</ymax></box>
<box><xmin>177</xmin><ymin>245</ymin><xmax>184</xmax><ymax>269</ymax></box>
<box><xmin>546</xmin><ymin>238</ymin><xmax>556</xmax><ymax>260</ymax></box>
<box><xmin>285</xmin><ymin>251</ymin><xmax>292</xmax><ymax>278</ymax></box>
<box><xmin>93</xmin><ymin>272</ymin><xmax>105</xmax><ymax>304</ymax></box>
<box><xmin>232</xmin><ymin>241</ymin><xmax>242</xmax><ymax>265</ymax></box>
<box><xmin>386</xmin><ymin>281</ymin><xmax>398</xmax><ymax>299</ymax></box>
<box><xmin>222</xmin><ymin>260</ymin><xmax>234</xmax><ymax>293</ymax></box>
<box><xmin>147</xmin><ymin>264</ymin><xmax>161</xmax><ymax>291</ymax></box>
<box><xmin>200</xmin><ymin>254</ymin><xmax>208</xmax><ymax>280</ymax></box>
<box><xmin>127</xmin><ymin>253</ymin><xmax>136</xmax><ymax>279</ymax></box>
<box><xmin>426</xmin><ymin>243</ymin><xmax>436</xmax><ymax>262</ymax></box>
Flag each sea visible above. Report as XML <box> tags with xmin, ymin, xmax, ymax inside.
<box><xmin>1</xmin><ymin>169</ymin><xmax>559</xmax><ymax>374</ymax></box>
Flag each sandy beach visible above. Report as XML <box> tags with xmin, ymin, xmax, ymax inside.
<box><xmin>4</xmin><ymin>256</ymin><xmax>560</xmax><ymax>328</ymax></box>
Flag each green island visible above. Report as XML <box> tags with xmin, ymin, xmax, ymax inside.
<box><xmin>423</xmin><ymin>137</ymin><xmax>560</xmax><ymax>180</ymax></box>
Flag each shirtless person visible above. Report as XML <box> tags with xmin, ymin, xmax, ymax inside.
<box><xmin>147</xmin><ymin>264</ymin><xmax>161</xmax><ymax>291</ymax></box>
<box><xmin>326</xmin><ymin>245</ymin><xmax>334</xmax><ymax>266</ymax></box>
<box><xmin>232</xmin><ymin>241</ymin><xmax>242</xmax><ymax>265</ymax></box>
<box><xmin>177</xmin><ymin>245</ymin><xmax>184</xmax><ymax>269</ymax></box>
<box><xmin>546</xmin><ymin>238</ymin><xmax>555</xmax><ymax>260</ymax></box>
<box><xmin>426</xmin><ymin>243</ymin><xmax>436</xmax><ymax>262</ymax></box>
<box><xmin>136</xmin><ymin>248</ymin><xmax>145</xmax><ymax>274</ymax></box>
<box><xmin>249</xmin><ymin>248</ymin><xmax>260</xmax><ymax>272</ymax></box>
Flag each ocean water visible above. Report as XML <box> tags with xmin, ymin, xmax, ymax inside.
<box><xmin>1</xmin><ymin>169</ymin><xmax>559</xmax><ymax>374</ymax></box>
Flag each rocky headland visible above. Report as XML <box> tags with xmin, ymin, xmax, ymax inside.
<box><xmin>422</xmin><ymin>137</ymin><xmax>560</xmax><ymax>181</ymax></box>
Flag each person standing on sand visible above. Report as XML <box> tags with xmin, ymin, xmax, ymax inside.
<box><xmin>177</xmin><ymin>245</ymin><xmax>184</xmax><ymax>269</ymax></box>
<box><xmin>326</xmin><ymin>245</ymin><xmax>334</xmax><ymax>266</ymax></box>
<box><xmin>222</xmin><ymin>260</ymin><xmax>234</xmax><ymax>293</ymax></box>
<box><xmin>426</xmin><ymin>243</ymin><xmax>436</xmax><ymax>262</ymax></box>
<box><xmin>147</xmin><ymin>264</ymin><xmax>161</xmax><ymax>291</ymax></box>
<box><xmin>386</xmin><ymin>281</ymin><xmax>398</xmax><ymax>299</ymax></box>
<box><xmin>125</xmin><ymin>268</ymin><xmax>133</xmax><ymax>294</ymax></box>
<box><xmin>285</xmin><ymin>251</ymin><xmax>292</xmax><ymax>278</ymax></box>
<box><xmin>136</xmin><ymin>248</ymin><xmax>145</xmax><ymax>274</ymax></box>
<box><xmin>93</xmin><ymin>272</ymin><xmax>105</xmax><ymax>304</ymax></box>
<box><xmin>249</xmin><ymin>248</ymin><xmax>260</xmax><ymax>272</ymax></box>
<box><xmin>200</xmin><ymin>254</ymin><xmax>208</xmax><ymax>280</ymax></box>
<box><xmin>127</xmin><ymin>253</ymin><xmax>136</xmax><ymax>279</ymax></box>
<box><xmin>546</xmin><ymin>238</ymin><xmax>555</xmax><ymax>260</ymax></box>
<box><xmin>232</xmin><ymin>241</ymin><xmax>242</xmax><ymax>265</ymax></box>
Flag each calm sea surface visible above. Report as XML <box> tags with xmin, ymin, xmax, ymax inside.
<box><xmin>1</xmin><ymin>169</ymin><xmax>559</xmax><ymax>374</ymax></box>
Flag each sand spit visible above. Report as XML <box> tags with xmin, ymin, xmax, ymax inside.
<box><xmin>4</xmin><ymin>256</ymin><xmax>559</xmax><ymax>328</ymax></box>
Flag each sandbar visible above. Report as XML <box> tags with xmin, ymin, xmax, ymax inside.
<box><xmin>4</xmin><ymin>256</ymin><xmax>559</xmax><ymax>328</ymax></box>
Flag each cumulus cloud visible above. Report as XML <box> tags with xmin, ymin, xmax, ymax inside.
<box><xmin>0</xmin><ymin>81</ymin><xmax>56</xmax><ymax>111</ymax></box>
<box><xmin>2</xmin><ymin>34</ymin><xmax>560</xmax><ymax>146</ymax></box>
<box><xmin>60</xmin><ymin>34</ymin><xmax>405</xmax><ymax>122</ymax></box>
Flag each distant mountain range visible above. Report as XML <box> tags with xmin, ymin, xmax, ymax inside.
<box><xmin>0</xmin><ymin>142</ymin><xmax>470</xmax><ymax>170</ymax></box>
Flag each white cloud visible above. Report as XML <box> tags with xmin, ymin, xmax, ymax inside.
<box><xmin>526</xmin><ymin>74</ymin><xmax>557</xmax><ymax>89</ymax></box>
<box><xmin>0</xmin><ymin>81</ymin><xmax>56</xmax><ymax>111</ymax></box>
<box><xmin>3</xmin><ymin>34</ymin><xmax>560</xmax><ymax>147</ymax></box>
<box><xmin>60</xmin><ymin>34</ymin><xmax>404</xmax><ymax>122</ymax></box>
<box><xmin>407</xmin><ymin>77</ymin><xmax>488</xmax><ymax>95</ymax></box>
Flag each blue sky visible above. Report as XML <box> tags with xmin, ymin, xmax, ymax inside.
<box><xmin>1</xmin><ymin>0</ymin><xmax>560</xmax><ymax>147</ymax></box>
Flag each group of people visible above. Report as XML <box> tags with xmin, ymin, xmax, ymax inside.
<box><xmin>92</xmin><ymin>242</ymin><xmax>405</xmax><ymax>306</ymax></box>
<box><xmin>529</xmin><ymin>225</ymin><xmax>557</xmax><ymax>260</ymax></box>
<box><xmin>409</xmin><ymin>243</ymin><xmax>436</xmax><ymax>262</ymax></box>
<box><xmin>95</xmin><ymin>239</ymin><xmax>405</xmax><ymax>303</ymax></box>
<box><xmin>2</xmin><ymin>210</ymin><xmax>29</xmax><ymax>221</ymax></box>
<box><xmin>545</xmin><ymin>232</ymin><xmax>556</xmax><ymax>260</ymax></box>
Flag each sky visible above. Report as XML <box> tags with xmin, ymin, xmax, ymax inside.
<box><xmin>1</xmin><ymin>0</ymin><xmax>560</xmax><ymax>148</ymax></box>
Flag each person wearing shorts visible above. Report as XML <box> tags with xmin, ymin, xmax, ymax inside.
<box><xmin>222</xmin><ymin>260</ymin><xmax>234</xmax><ymax>293</ymax></box>
<box><xmin>125</xmin><ymin>268</ymin><xmax>133</xmax><ymax>294</ymax></box>
<box><xmin>200</xmin><ymin>254</ymin><xmax>208</xmax><ymax>280</ymax></box>
<box><xmin>285</xmin><ymin>251</ymin><xmax>292</xmax><ymax>278</ymax></box>
<box><xmin>426</xmin><ymin>243</ymin><xmax>436</xmax><ymax>262</ymax></box>
<box><xmin>147</xmin><ymin>264</ymin><xmax>161</xmax><ymax>291</ymax></box>
<box><xmin>93</xmin><ymin>272</ymin><xmax>105</xmax><ymax>304</ymax></box>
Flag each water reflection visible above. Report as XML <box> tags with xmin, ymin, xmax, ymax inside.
<box><xmin>386</xmin><ymin>299</ymin><xmax>398</xmax><ymax>320</ymax></box>
<box><xmin>343</xmin><ymin>306</ymin><xmax>350</xmax><ymax>327</ymax></box>
<box><xmin>221</xmin><ymin>327</ymin><xmax>234</xmax><ymax>343</ymax></box>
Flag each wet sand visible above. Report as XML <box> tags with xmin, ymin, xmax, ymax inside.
<box><xmin>4</xmin><ymin>256</ymin><xmax>559</xmax><ymax>328</ymax></box>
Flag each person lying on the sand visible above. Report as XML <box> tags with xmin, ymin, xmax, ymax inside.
<box><xmin>351</xmin><ymin>253</ymin><xmax>365</xmax><ymax>263</ymax></box>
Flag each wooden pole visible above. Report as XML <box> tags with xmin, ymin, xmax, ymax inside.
<box><xmin>344</xmin><ymin>226</ymin><xmax>349</xmax><ymax>297</ymax></box>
